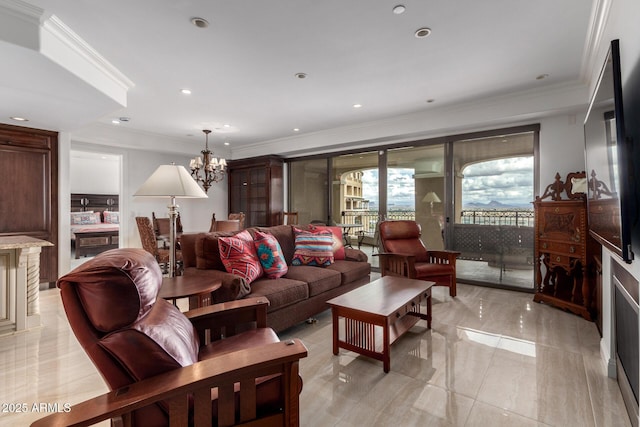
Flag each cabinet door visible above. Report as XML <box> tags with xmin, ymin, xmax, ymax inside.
<box><xmin>230</xmin><ymin>169</ymin><xmax>249</xmax><ymax>216</ymax></box>
<box><xmin>538</xmin><ymin>202</ymin><xmax>584</xmax><ymax>244</ymax></box>
<box><xmin>249</xmin><ymin>168</ymin><xmax>268</xmax><ymax>226</ymax></box>
<box><xmin>0</xmin><ymin>125</ymin><xmax>58</xmax><ymax>284</ymax></box>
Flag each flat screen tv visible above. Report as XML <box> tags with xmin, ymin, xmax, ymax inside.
<box><xmin>584</xmin><ymin>39</ymin><xmax>634</xmax><ymax>263</ymax></box>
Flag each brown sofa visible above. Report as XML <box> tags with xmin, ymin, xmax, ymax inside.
<box><xmin>180</xmin><ymin>225</ymin><xmax>371</xmax><ymax>332</ymax></box>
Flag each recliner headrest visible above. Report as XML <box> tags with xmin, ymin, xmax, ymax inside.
<box><xmin>57</xmin><ymin>248</ymin><xmax>162</xmax><ymax>333</ymax></box>
<box><xmin>379</xmin><ymin>220</ymin><xmax>422</xmax><ymax>240</ymax></box>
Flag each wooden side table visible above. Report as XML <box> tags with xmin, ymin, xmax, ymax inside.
<box><xmin>159</xmin><ymin>276</ymin><xmax>222</xmax><ymax>310</ymax></box>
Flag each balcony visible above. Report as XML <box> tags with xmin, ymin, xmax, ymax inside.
<box><xmin>341</xmin><ymin>209</ymin><xmax>534</xmax><ymax>288</ymax></box>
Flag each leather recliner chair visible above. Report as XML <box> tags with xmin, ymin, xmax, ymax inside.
<box><xmin>378</xmin><ymin>220</ymin><xmax>460</xmax><ymax>297</ymax></box>
<box><xmin>37</xmin><ymin>248</ymin><xmax>306</xmax><ymax>427</ymax></box>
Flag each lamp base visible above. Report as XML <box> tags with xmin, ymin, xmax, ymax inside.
<box><xmin>167</xmin><ymin>196</ymin><xmax>178</xmax><ymax>277</ymax></box>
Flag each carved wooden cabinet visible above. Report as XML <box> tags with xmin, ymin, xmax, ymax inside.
<box><xmin>227</xmin><ymin>156</ymin><xmax>283</xmax><ymax>228</ymax></box>
<box><xmin>533</xmin><ymin>172</ymin><xmax>596</xmax><ymax>320</ymax></box>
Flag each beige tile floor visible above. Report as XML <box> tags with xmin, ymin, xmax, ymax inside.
<box><xmin>2</xmin><ymin>278</ymin><xmax>632</xmax><ymax>426</ymax></box>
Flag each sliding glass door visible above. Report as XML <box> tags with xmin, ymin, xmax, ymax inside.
<box><xmin>449</xmin><ymin>131</ymin><xmax>536</xmax><ymax>289</ymax></box>
<box><xmin>289</xmin><ymin>158</ymin><xmax>328</xmax><ymax>225</ymax></box>
<box><xmin>288</xmin><ymin>125</ymin><xmax>538</xmax><ymax>288</ymax></box>
<box><xmin>387</xmin><ymin>145</ymin><xmax>445</xmax><ymax>250</ymax></box>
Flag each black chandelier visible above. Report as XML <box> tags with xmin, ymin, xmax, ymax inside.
<box><xmin>189</xmin><ymin>129</ymin><xmax>227</xmax><ymax>193</ymax></box>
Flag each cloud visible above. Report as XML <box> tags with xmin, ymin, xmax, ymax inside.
<box><xmin>359</xmin><ymin>156</ymin><xmax>534</xmax><ymax>209</ymax></box>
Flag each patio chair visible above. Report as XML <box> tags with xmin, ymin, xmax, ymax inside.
<box><xmin>377</xmin><ymin>220</ymin><xmax>460</xmax><ymax>297</ymax></box>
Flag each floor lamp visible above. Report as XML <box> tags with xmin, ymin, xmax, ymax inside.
<box><xmin>134</xmin><ymin>163</ymin><xmax>207</xmax><ymax>276</ymax></box>
<box><xmin>422</xmin><ymin>191</ymin><xmax>441</xmax><ymax>216</ymax></box>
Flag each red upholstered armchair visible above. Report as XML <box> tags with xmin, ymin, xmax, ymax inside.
<box><xmin>32</xmin><ymin>248</ymin><xmax>307</xmax><ymax>427</ymax></box>
<box><xmin>377</xmin><ymin>220</ymin><xmax>460</xmax><ymax>297</ymax></box>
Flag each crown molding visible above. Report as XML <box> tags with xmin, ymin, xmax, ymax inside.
<box><xmin>42</xmin><ymin>15</ymin><xmax>135</xmax><ymax>92</ymax></box>
<box><xmin>0</xmin><ymin>0</ymin><xmax>43</xmax><ymax>24</ymax></box>
<box><xmin>1</xmin><ymin>0</ymin><xmax>133</xmax><ymax>105</ymax></box>
<box><xmin>580</xmin><ymin>0</ymin><xmax>613</xmax><ymax>84</ymax></box>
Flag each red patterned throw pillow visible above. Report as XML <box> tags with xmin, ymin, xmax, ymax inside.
<box><xmin>218</xmin><ymin>231</ymin><xmax>263</xmax><ymax>284</ymax></box>
<box><xmin>309</xmin><ymin>225</ymin><xmax>345</xmax><ymax>260</ymax></box>
<box><xmin>253</xmin><ymin>231</ymin><xmax>288</xmax><ymax>279</ymax></box>
<box><xmin>292</xmin><ymin>228</ymin><xmax>334</xmax><ymax>267</ymax></box>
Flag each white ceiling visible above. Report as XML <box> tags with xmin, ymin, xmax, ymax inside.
<box><xmin>1</xmin><ymin>0</ymin><xmax>596</xmax><ymax>156</ymax></box>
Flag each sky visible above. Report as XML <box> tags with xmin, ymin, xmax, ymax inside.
<box><xmin>360</xmin><ymin>156</ymin><xmax>534</xmax><ymax>209</ymax></box>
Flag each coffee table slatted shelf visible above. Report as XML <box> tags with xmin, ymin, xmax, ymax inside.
<box><xmin>328</xmin><ymin>276</ymin><xmax>434</xmax><ymax>372</ymax></box>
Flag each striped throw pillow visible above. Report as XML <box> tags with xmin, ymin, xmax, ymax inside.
<box><xmin>292</xmin><ymin>228</ymin><xmax>334</xmax><ymax>267</ymax></box>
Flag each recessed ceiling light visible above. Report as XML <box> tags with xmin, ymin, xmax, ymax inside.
<box><xmin>10</xmin><ymin>116</ymin><xmax>28</xmax><ymax>121</ymax></box>
<box><xmin>119</xmin><ymin>117</ymin><xmax>130</xmax><ymax>122</ymax></box>
<box><xmin>224</xmin><ymin>141</ymin><xmax>230</xmax><ymax>146</ymax></box>
<box><xmin>415</xmin><ymin>27</ymin><xmax>432</xmax><ymax>38</ymax></box>
<box><xmin>191</xmin><ymin>17</ymin><xmax>209</xmax><ymax>28</ymax></box>
<box><xmin>353</xmin><ymin>104</ymin><xmax>362</xmax><ymax>109</ymax></box>
<box><xmin>295</xmin><ymin>72</ymin><xmax>307</xmax><ymax>79</ymax></box>
<box><xmin>223</xmin><ymin>124</ymin><xmax>231</xmax><ymax>128</ymax></box>
<box><xmin>111</xmin><ymin>119</ymin><xmax>120</xmax><ymax>125</ymax></box>
<box><xmin>536</xmin><ymin>73</ymin><xmax>550</xmax><ymax>80</ymax></box>
<box><xmin>181</xmin><ymin>88</ymin><xmax>192</xmax><ymax>95</ymax></box>
<box><xmin>393</xmin><ymin>5</ymin><xmax>406</xmax><ymax>14</ymax></box>
<box><xmin>293</xmin><ymin>128</ymin><xmax>300</xmax><ymax>132</ymax></box>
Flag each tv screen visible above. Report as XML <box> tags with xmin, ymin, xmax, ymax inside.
<box><xmin>584</xmin><ymin>39</ymin><xmax>634</xmax><ymax>262</ymax></box>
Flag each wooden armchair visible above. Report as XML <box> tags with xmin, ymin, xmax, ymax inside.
<box><xmin>32</xmin><ymin>248</ymin><xmax>307</xmax><ymax>427</ymax></box>
<box><xmin>377</xmin><ymin>220</ymin><xmax>460</xmax><ymax>297</ymax></box>
<box><xmin>153</xmin><ymin>211</ymin><xmax>183</xmax><ymax>248</ymax></box>
<box><xmin>228</xmin><ymin>212</ymin><xmax>246</xmax><ymax>229</ymax></box>
<box><xmin>282</xmin><ymin>212</ymin><xmax>298</xmax><ymax>226</ymax></box>
<box><xmin>212</xmin><ymin>220</ymin><xmax>241</xmax><ymax>232</ymax></box>
<box><xmin>136</xmin><ymin>216</ymin><xmax>182</xmax><ymax>274</ymax></box>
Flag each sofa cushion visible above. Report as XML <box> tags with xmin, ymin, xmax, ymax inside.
<box><xmin>309</xmin><ymin>225</ymin><xmax>345</xmax><ymax>260</ymax></box>
<box><xmin>292</xmin><ymin>228</ymin><xmax>334</xmax><ymax>267</ymax></box>
<box><xmin>253</xmin><ymin>231</ymin><xmax>288</xmax><ymax>279</ymax></box>
<box><xmin>249</xmin><ymin>277</ymin><xmax>309</xmax><ymax>312</ymax></box>
<box><xmin>285</xmin><ymin>265</ymin><xmax>341</xmax><ymax>297</ymax></box>
<box><xmin>195</xmin><ymin>231</ymin><xmax>242</xmax><ymax>270</ymax></box>
<box><xmin>218</xmin><ymin>232</ymin><xmax>263</xmax><ymax>284</ymax></box>
<box><xmin>254</xmin><ymin>225</ymin><xmax>296</xmax><ymax>265</ymax></box>
<box><xmin>326</xmin><ymin>260</ymin><xmax>371</xmax><ymax>285</ymax></box>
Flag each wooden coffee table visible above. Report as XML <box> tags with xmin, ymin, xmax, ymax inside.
<box><xmin>327</xmin><ymin>276</ymin><xmax>434</xmax><ymax>372</ymax></box>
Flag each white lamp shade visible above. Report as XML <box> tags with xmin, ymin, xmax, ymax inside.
<box><xmin>422</xmin><ymin>192</ymin><xmax>441</xmax><ymax>203</ymax></box>
<box><xmin>134</xmin><ymin>164</ymin><xmax>208</xmax><ymax>198</ymax></box>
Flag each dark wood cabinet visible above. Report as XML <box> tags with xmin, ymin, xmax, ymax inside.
<box><xmin>0</xmin><ymin>124</ymin><xmax>58</xmax><ymax>284</ymax></box>
<box><xmin>533</xmin><ymin>172</ymin><xmax>597</xmax><ymax>321</ymax></box>
<box><xmin>227</xmin><ymin>156</ymin><xmax>283</xmax><ymax>228</ymax></box>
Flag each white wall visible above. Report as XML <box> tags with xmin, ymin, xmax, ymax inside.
<box><xmin>70</xmin><ymin>152</ymin><xmax>120</xmax><ymax>194</ymax></box>
<box><xmin>538</xmin><ymin>114</ymin><xmax>586</xmax><ymax>183</ymax></box>
<box><xmin>591</xmin><ymin>2</ymin><xmax>640</xmax><ymax>419</ymax></box>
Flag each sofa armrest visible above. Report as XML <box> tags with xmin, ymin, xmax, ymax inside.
<box><xmin>344</xmin><ymin>247</ymin><xmax>368</xmax><ymax>262</ymax></box>
<box><xmin>185</xmin><ymin>297</ymin><xmax>270</xmax><ymax>342</ymax></box>
<box><xmin>31</xmin><ymin>340</ymin><xmax>308</xmax><ymax>427</ymax></box>
<box><xmin>184</xmin><ymin>268</ymin><xmax>250</xmax><ymax>302</ymax></box>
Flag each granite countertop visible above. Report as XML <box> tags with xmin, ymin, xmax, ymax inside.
<box><xmin>0</xmin><ymin>236</ymin><xmax>54</xmax><ymax>249</ymax></box>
